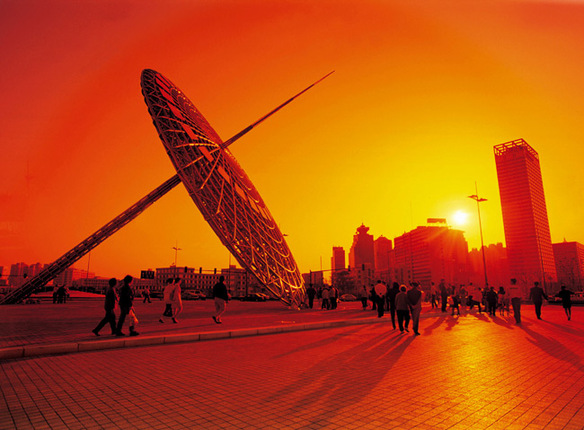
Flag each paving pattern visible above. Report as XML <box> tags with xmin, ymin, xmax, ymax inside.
<box><xmin>1</xmin><ymin>302</ymin><xmax>584</xmax><ymax>429</ymax></box>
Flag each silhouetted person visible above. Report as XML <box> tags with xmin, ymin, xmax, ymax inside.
<box><xmin>498</xmin><ymin>286</ymin><xmax>508</xmax><ymax>316</ymax></box>
<box><xmin>142</xmin><ymin>287</ymin><xmax>151</xmax><ymax>303</ymax></box>
<box><xmin>529</xmin><ymin>281</ymin><xmax>548</xmax><ymax>320</ymax></box>
<box><xmin>52</xmin><ymin>285</ymin><xmax>59</xmax><ymax>304</ymax></box>
<box><xmin>508</xmin><ymin>278</ymin><xmax>522</xmax><ymax>324</ymax></box>
<box><xmin>468</xmin><ymin>283</ymin><xmax>482</xmax><ymax>313</ymax></box>
<box><xmin>370</xmin><ymin>285</ymin><xmax>377</xmax><ymax>311</ymax></box>
<box><xmin>321</xmin><ymin>287</ymin><xmax>330</xmax><ymax>310</ymax></box>
<box><xmin>212</xmin><ymin>275</ymin><xmax>229</xmax><ymax>323</ymax></box>
<box><xmin>556</xmin><ymin>286</ymin><xmax>574</xmax><ymax>321</ymax></box>
<box><xmin>430</xmin><ymin>282</ymin><xmax>438</xmax><ymax>309</ymax></box>
<box><xmin>395</xmin><ymin>285</ymin><xmax>410</xmax><ymax>333</ymax></box>
<box><xmin>374</xmin><ymin>280</ymin><xmax>387</xmax><ymax>318</ymax></box>
<box><xmin>486</xmin><ymin>287</ymin><xmax>498</xmax><ymax>316</ymax></box>
<box><xmin>360</xmin><ymin>286</ymin><xmax>369</xmax><ymax>310</ymax></box>
<box><xmin>172</xmin><ymin>277</ymin><xmax>183</xmax><ymax>323</ymax></box>
<box><xmin>330</xmin><ymin>286</ymin><xmax>339</xmax><ymax>310</ymax></box>
<box><xmin>387</xmin><ymin>282</ymin><xmax>400</xmax><ymax>329</ymax></box>
<box><xmin>92</xmin><ymin>278</ymin><xmax>118</xmax><ymax>336</ymax></box>
<box><xmin>450</xmin><ymin>292</ymin><xmax>460</xmax><ymax>316</ymax></box>
<box><xmin>160</xmin><ymin>278</ymin><xmax>175</xmax><ymax>323</ymax></box>
<box><xmin>407</xmin><ymin>282</ymin><xmax>423</xmax><ymax>335</ymax></box>
<box><xmin>57</xmin><ymin>285</ymin><xmax>66</xmax><ymax>304</ymax></box>
<box><xmin>306</xmin><ymin>284</ymin><xmax>316</xmax><ymax>309</ymax></box>
<box><xmin>116</xmin><ymin>275</ymin><xmax>139</xmax><ymax>336</ymax></box>
<box><xmin>439</xmin><ymin>280</ymin><xmax>448</xmax><ymax>312</ymax></box>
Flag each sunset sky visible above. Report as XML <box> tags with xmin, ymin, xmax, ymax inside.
<box><xmin>2</xmin><ymin>0</ymin><xmax>584</xmax><ymax>280</ymax></box>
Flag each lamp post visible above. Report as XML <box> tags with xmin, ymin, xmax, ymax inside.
<box><xmin>172</xmin><ymin>242</ymin><xmax>182</xmax><ymax>277</ymax></box>
<box><xmin>468</xmin><ymin>182</ymin><xmax>488</xmax><ymax>288</ymax></box>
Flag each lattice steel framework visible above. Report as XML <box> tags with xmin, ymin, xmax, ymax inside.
<box><xmin>141</xmin><ymin>70</ymin><xmax>305</xmax><ymax>307</ymax></box>
<box><xmin>1</xmin><ymin>69</ymin><xmax>331</xmax><ymax>306</ymax></box>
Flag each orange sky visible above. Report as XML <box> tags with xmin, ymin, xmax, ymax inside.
<box><xmin>2</xmin><ymin>0</ymin><xmax>584</xmax><ymax>280</ymax></box>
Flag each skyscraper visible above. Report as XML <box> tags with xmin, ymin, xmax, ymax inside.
<box><xmin>349</xmin><ymin>224</ymin><xmax>375</xmax><ymax>270</ymax></box>
<box><xmin>331</xmin><ymin>247</ymin><xmax>346</xmax><ymax>272</ymax></box>
<box><xmin>494</xmin><ymin>138</ymin><xmax>557</xmax><ymax>295</ymax></box>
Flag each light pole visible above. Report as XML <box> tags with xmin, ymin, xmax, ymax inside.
<box><xmin>172</xmin><ymin>242</ymin><xmax>182</xmax><ymax>277</ymax></box>
<box><xmin>468</xmin><ymin>182</ymin><xmax>488</xmax><ymax>288</ymax></box>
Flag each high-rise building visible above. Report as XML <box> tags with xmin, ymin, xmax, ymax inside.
<box><xmin>331</xmin><ymin>247</ymin><xmax>346</xmax><ymax>272</ymax></box>
<box><xmin>374</xmin><ymin>236</ymin><xmax>393</xmax><ymax>284</ymax></box>
<box><xmin>553</xmin><ymin>241</ymin><xmax>584</xmax><ymax>291</ymax></box>
<box><xmin>349</xmin><ymin>224</ymin><xmax>375</xmax><ymax>271</ymax></box>
<box><xmin>494</xmin><ymin>139</ymin><xmax>557</xmax><ymax>296</ymax></box>
<box><xmin>468</xmin><ymin>243</ymin><xmax>509</xmax><ymax>289</ymax></box>
<box><xmin>393</xmin><ymin>225</ymin><xmax>468</xmax><ymax>288</ymax></box>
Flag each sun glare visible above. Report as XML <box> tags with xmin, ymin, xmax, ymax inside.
<box><xmin>452</xmin><ymin>210</ymin><xmax>469</xmax><ymax>226</ymax></box>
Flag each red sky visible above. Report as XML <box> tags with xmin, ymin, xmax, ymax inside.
<box><xmin>2</xmin><ymin>0</ymin><xmax>584</xmax><ymax>279</ymax></box>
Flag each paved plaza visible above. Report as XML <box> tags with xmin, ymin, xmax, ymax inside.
<box><xmin>1</xmin><ymin>299</ymin><xmax>584</xmax><ymax>429</ymax></box>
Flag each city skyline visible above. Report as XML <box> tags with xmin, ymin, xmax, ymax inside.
<box><xmin>2</xmin><ymin>1</ymin><xmax>584</xmax><ymax>278</ymax></box>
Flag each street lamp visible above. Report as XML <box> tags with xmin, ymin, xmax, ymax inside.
<box><xmin>468</xmin><ymin>182</ymin><xmax>488</xmax><ymax>288</ymax></box>
<box><xmin>172</xmin><ymin>242</ymin><xmax>182</xmax><ymax>276</ymax></box>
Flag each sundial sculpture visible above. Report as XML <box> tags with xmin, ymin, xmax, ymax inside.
<box><xmin>1</xmin><ymin>69</ymin><xmax>332</xmax><ymax>307</ymax></box>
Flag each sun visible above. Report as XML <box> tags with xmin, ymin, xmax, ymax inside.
<box><xmin>452</xmin><ymin>210</ymin><xmax>469</xmax><ymax>226</ymax></box>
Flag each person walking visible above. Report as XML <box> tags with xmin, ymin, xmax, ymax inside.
<box><xmin>306</xmin><ymin>284</ymin><xmax>316</xmax><ymax>309</ymax></box>
<box><xmin>92</xmin><ymin>278</ymin><xmax>118</xmax><ymax>336</ymax></box>
<box><xmin>529</xmin><ymin>281</ymin><xmax>548</xmax><ymax>320</ymax></box>
<box><xmin>498</xmin><ymin>286</ymin><xmax>508</xmax><ymax>316</ymax></box>
<box><xmin>439</xmin><ymin>280</ymin><xmax>448</xmax><ymax>312</ymax></box>
<box><xmin>360</xmin><ymin>286</ymin><xmax>369</xmax><ymax>310</ymax></box>
<box><xmin>142</xmin><ymin>287</ymin><xmax>151</xmax><ymax>303</ymax></box>
<box><xmin>395</xmin><ymin>285</ymin><xmax>410</xmax><ymax>333</ymax></box>
<box><xmin>212</xmin><ymin>275</ymin><xmax>229</xmax><ymax>324</ymax></box>
<box><xmin>330</xmin><ymin>286</ymin><xmax>338</xmax><ymax>310</ymax></box>
<box><xmin>486</xmin><ymin>286</ymin><xmax>498</xmax><ymax>316</ymax></box>
<box><xmin>407</xmin><ymin>282</ymin><xmax>423</xmax><ymax>335</ymax></box>
<box><xmin>430</xmin><ymin>282</ymin><xmax>438</xmax><ymax>309</ymax></box>
<box><xmin>116</xmin><ymin>275</ymin><xmax>139</xmax><ymax>336</ymax></box>
<box><xmin>387</xmin><ymin>282</ymin><xmax>400</xmax><ymax>329</ymax></box>
<box><xmin>509</xmin><ymin>278</ymin><xmax>522</xmax><ymax>324</ymax></box>
<box><xmin>321</xmin><ymin>287</ymin><xmax>330</xmax><ymax>310</ymax></box>
<box><xmin>373</xmin><ymin>280</ymin><xmax>387</xmax><ymax>318</ymax></box>
<box><xmin>160</xmin><ymin>278</ymin><xmax>176</xmax><ymax>323</ymax></box>
<box><xmin>556</xmin><ymin>285</ymin><xmax>574</xmax><ymax>321</ymax></box>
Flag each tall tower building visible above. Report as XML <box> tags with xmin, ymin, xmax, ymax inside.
<box><xmin>331</xmin><ymin>247</ymin><xmax>346</xmax><ymax>272</ymax></box>
<box><xmin>349</xmin><ymin>224</ymin><xmax>375</xmax><ymax>270</ymax></box>
<box><xmin>494</xmin><ymin>138</ymin><xmax>557</xmax><ymax>295</ymax></box>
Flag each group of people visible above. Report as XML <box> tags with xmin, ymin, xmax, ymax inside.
<box><xmin>92</xmin><ymin>275</ymin><xmax>231</xmax><ymax>336</ymax></box>
<box><xmin>52</xmin><ymin>284</ymin><xmax>69</xmax><ymax>304</ymax></box>
<box><xmin>359</xmin><ymin>281</ymin><xmax>424</xmax><ymax>335</ymax></box>
<box><xmin>92</xmin><ymin>275</ymin><xmax>139</xmax><ymax>337</ymax></box>
<box><xmin>304</xmin><ymin>284</ymin><xmax>339</xmax><ymax>310</ymax></box>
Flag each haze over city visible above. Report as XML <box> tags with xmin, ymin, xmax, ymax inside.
<box><xmin>2</xmin><ymin>1</ymin><xmax>584</xmax><ymax>279</ymax></box>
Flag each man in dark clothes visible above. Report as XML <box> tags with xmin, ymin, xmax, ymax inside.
<box><xmin>387</xmin><ymin>282</ymin><xmax>400</xmax><ymax>329</ymax></box>
<box><xmin>116</xmin><ymin>275</ymin><xmax>139</xmax><ymax>336</ymax></box>
<box><xmin>407</xmin><ymin>282</ymin><xmax>423</xmax><ymax>335</ymax></box>
<box><xmin>92</xmin><ymin>278</ymin><xmax>118</xmax><ymax>336</ymax></box>
<box><xmin>306</xmin><ymin>284</ymin><xmax>316</xmax><ymax>309</ymax></box>
<box><xmin>529</xmin><ymin>281</ymin><xmax>548</xmax><ymax>320</ymax></box>
<box><xmin>212</xmin><ymin>275</ymin><xmax>229</xmax><ymax>324</ymax></box>
<box><xmin>556</xmin><ymin>285</ymin><xmax>574</xmax><ymax>321</ymax></box>
<box><xmin>439</xmin><ymin>280</ymin><xmax>448</xmax><ymax>312</ymax></box>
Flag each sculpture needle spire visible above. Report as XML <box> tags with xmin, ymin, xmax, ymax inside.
<box><xmin>219</xmin><ymin>71</ymin><xmax>334</xmax><ymax>149</ymax></box>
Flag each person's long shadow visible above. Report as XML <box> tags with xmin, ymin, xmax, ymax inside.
<box><xmin>265</xmin><ymin>328</ymin><xmax>415</xmax><ymax>428</ymax></box>
<box><xmin>487</xmin><ymin>314</ymin><xmax>514</xmax><ymax>330</ymax></box>
<box><xmin>423</xmin><ymin>315</ymin><xmax>447</xmax><ymax>335</ymax></box>
<box><xmin>519</xmin><ymin>323</ymin><xmax>583</xmax><ymax>370</ymax></box>
<box><xmin>540</xmin><ymin>320</ymin><xmax>584</xmax><ymax>339</ymax></box>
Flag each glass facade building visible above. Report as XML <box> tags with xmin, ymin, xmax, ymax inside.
<box><xmin>494</xmin><ymin>139</ymin><xmax>557</xmax><ymax>296</ymax></box>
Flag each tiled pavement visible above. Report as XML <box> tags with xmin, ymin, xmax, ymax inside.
<box><xmin>1</xmin><ymin>301</ymin><xmax>584</xmax><ymax>429</ymax></box>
